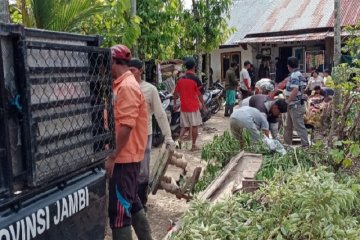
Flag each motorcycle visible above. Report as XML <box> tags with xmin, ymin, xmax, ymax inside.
<box><xmin>152</xmin><ymin>86</ymin><xmax>221</xmax><ymax>147</ymax></box>
<box><xmin>206</xmin><ymin>80</ymin><xmax>225</xmax><ymax>114</ymax></box>
<box><xmin>152</xmin><ymin>91</ymin><xmax>180</xmax><ymax>147</ymax></box>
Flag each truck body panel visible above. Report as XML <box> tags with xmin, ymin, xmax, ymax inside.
<box><xmin>0</xmin><ymin>23</ymin><xmax>114</xmax><ymax>239</ymax></box>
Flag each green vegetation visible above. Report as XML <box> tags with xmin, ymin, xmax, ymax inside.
<box><xmin>10</xmin><ymin>0</ymin><xmax>108</xmax><ymax>32</ymax></box>
<box><xmin>172</xmin><ymin>168</ymin><xmax>360</xmax><ymax>240</ymax></box>
<box><xmin>9</xmin><ymin>0</ymin><xmax>233</xmax><ymax>61</ymax></box>
<box><xmin>195</xmin><ymin>131</ymin><xmax>240</xmax><ymax>193</ymax></box>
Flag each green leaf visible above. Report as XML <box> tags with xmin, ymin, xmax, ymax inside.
<box><xmin>329</xmin><ymin>149</ymin><xmax>345</xmax><ymax>164</ymax></box>
<box><xmin>342</xmin><ymin>158</ymin><xmax>353</xmax><ymax>168</ymax></box>
<box><xmin>349</xmin><ymin>144</ymin><xmax>360</xmax><ymax>157</ymax></box>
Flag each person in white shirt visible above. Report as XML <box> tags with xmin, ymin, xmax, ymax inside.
<box><xmin>239</xmin><ymin>60</ymin><xmax>252</xmax><ymax>99</ymax></box>
<box><xmin>306</xmin><ymin>70</ymin><xmax>323</xmax><ymax>95</ymax></box>
<box><xmin>129</xmin><ymin>58</ymin><xmax>174</xmax><ymax>210</ymax></box>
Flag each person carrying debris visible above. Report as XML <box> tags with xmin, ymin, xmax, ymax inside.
<box><xmin>128</xmin><ymin>58</ymin><xmax>175</xmax><ymax>210</ymax></box>
<box><xmin>241</xmin><ymin>94</ymin><xmax>287</xmax><ymax>139</ymax></box>
<box><xmin>224</xmin><ymin>61</ymin><xmax>239</xmax><ymax>117</ymax></box>
<box><xmin>174</xmin><ymin>57</ymin><xmax>206</xmax><ymax>151</ymax></box>
<box><xmin>105</xmin><ymin>44</ymin><xmax>152</xmax><ymax>240</ymax></box>
<box><xmin>230</xmin><ymin>106</ymin><xmax>270</xmax><ymax>142</ymax></box>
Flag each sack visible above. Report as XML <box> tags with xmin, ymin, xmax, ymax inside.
<box><xmin>263</xmin><ymin>136</ymin><xmax>287</xmax><ymax>155</ymax></box>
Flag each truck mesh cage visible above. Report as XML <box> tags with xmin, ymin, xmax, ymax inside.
<box><xmin>0</xmin><ymin>35</ymin><xmax>15</xmax><ymax>195</ymax></box>
<box><xmin>17</xmin><ymin>41</ymin><xmax>114</xmax><ymax>186</ymax></box>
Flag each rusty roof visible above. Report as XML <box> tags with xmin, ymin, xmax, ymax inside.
<box><xmin>327</xmin><ymin>0</ymin><xmax>360</xmax><ymax>27</ymax></box>
<box><xmin>239</xmin><ymin>31</ymin><xmax>330</xmax><ymax>43</ymax></box>
<box><xmin>248</xmin><ymin>0</ymin><xmax>360</xmax><ymax>35</ymax></box>
<box><xmin>222</xmin><ymin>0</ymin><xmax>360</xmax><ymax>46</ymax></box>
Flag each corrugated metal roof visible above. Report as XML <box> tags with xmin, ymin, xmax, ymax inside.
<box><xmin>238</xmin><ymin>31</ymin><xmax>330</xmax><ymax>43</ymax></box>
<box><xmin>249</xmin><ymin>0</ymin><xmax>335</xmax><ymax>34</ymax></box>
<box><xmin>327</xmin><ymin>0</ymin><xmax>360</xmax><ymax>27</ymax></box>
<box><xmin>223</xmin><ymin>0</ymin><xmax>276</xmax><ymax>45</ymax></box>
<box><xmin>237</xmin><ymin>30</ymin><xmax>354</xmax><ymax>44</ymax></box>
<box><xmin>223</xmin><ymin>0</ymin><xmax>360</xmax><ymax>45</ymax></box>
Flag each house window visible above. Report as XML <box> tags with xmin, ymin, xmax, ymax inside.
<box><xmin>305</xmin><ymin>50</ymin><xmax>325</xmax><ymax>73</ymax></box>
<box><xmin>221</xmin><ymin>52</ymin><xmax>241</xmax><ymax>81</ymax></box>
<box><xmin>293</xmin><ymin>47</ymin><xmax>305</xmax><ymax>72</ymax></box>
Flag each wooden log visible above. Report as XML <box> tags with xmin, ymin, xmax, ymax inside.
<box><xmin>169</xmin><ymin>156</ymin><xmax>187</xmax><ymax>170</ymax></box>
<box><xmin>163</xmin><ymin>151</ymin><xmax>264</xmax><ymax>240</ymax></box>
<box><xmin>173</xmin><ymin>151</ymin><xmax>183</xmax><ymax>159</ymax></box>
<box><xmin>199</xmin><ymin>151</ymin><xmax>244</xmax><ymax>201</ymax></box>
<box><xmin>180</xmin><ymin>167</ymin><xmax>202</xmax><ymax>194</ymax></box>
<box><xmin>162</xmin><ymin>175</ymin><xmax>172</xmax><ymax>184</ymax></box>
<box><xmin>160</xmin><ymin>182</ymin><xmax>192</xmax><ymax>201</ymax></box>
<box><xmin>150</xmin><ymin>144</ymin><xmax>175</xmax><ymax>195</ymax></box>
<box><xmin>160</xmin><ymin>181</ymin><xmax>179</xmax><ymax>193</ymax></box>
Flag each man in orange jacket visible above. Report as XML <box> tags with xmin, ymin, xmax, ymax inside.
<box><xmin>105</xmin><ymin>44</ymin><xmax>152</xmax><ymax>240</ymax></box>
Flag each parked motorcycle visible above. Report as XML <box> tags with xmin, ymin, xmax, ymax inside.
<box><xmin>152</xmin><ymin>91</ymin><xmax>179</xmax><ymax>147</ymax></box>
<box><xmin>206</xmin><ymin>80</ymin><xmax>225</xmax><ymax>114</ymax></box>
<box><xmin>152</xmin><ymin>79</ymin><xmax>227</xmax><ymax>147</ymax></box>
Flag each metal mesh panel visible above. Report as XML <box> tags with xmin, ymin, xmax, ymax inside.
<box><xmin>1</xmin><ymin>36</ymin><xmax>24</xmax><ymax>195</ymax></box>
<box><xmin>18</xmin><ymin>41</ymin><xmax>114</xmax><ymax>186</ymax></box>
<box><xmin>0</xmin><ymin>39</ymin><xmax>8</xmax><ymax>193</ymax></box>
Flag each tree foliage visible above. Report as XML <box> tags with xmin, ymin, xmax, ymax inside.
<box><xmin>83</xmin><ymin>0</ymin><xmax>141</xmax><ymax>47</ymax></box>
<box><xmin>10</xmin><ymin>0</ymin><xmax>108</xmax><ymax>32</ymax></box>
<box><xmin>189</xmin><ymin>0</ymin><xmax>234</xmax><ymax>53</ymax></box>
<box><xmin>137</xmin><ymin>0</ymin><xmax>184</xmax><ymax>60</ymax></box>
<box><xmin>136</xmin><ymin>0</ymin><xmax>234</xmax><ymax>60</ymax></box>
<box><xmin>9</xmin><ymin>0</ymin><xmax>234</xmax><ymax>61</ymax></box>
<box><xmin>326</xmin><ymin>22</ymin><xmax>360</xmax><ymax>169</ymax></box>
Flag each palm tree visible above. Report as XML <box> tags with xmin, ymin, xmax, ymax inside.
<box><xmin>15</xmin><ymin>0</ymin><xmax>108</xmax><ymax>32</ymax></box>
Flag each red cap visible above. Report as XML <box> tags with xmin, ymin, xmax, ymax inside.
<box><xmin>111</xmin><ymin>44</ymin><xmax>132</xmax><ymax>61</ymax></box>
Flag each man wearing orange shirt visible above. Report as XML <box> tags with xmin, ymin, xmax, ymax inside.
<box><xmin>105</xmin><ymin>44</ymin><xmax>152</xmax><ymax>240</ymax></box>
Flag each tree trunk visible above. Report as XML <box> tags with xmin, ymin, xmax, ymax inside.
<box><xmin>205</xmin><ymin>53</ymin><xmax>210</xmax><ymax>87</ymax></box>
<box><xmin>204</xmin><ymin>0</ymin><xmax>210</xmax><ymax>86</ymax></box>
<box><xmin>0</xmin><ymin>0</ymin><xmax>10</xmax><ymax>23</ymax></box>
<box><xmin>192</xmin><ymin>0</ymin><xmax>202</xmax><ymax>80</ymax></box>
<box><xmin>197</xmin><ymin>52</ymin><xmax>203</xmax><ymax>80</ymax></box>
<box><xmin>333</xmin><ymin>0</ymin><xmax>341</xmax><ymax>66</ymax></box>
<box><xmin>328</xmin><ymin>0</ymin><xmax>342</xmax><ymax>147</ymax></box>
<box><xmin>130</xmin><ymin>0</ymin><xmax>138</xmax><ymax>57</ymax></box>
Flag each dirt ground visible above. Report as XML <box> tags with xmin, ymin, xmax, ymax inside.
<box><xmin>105</xmin><ymin>110</ymin><xmax>230</xmax><ymax>240</ymax></box>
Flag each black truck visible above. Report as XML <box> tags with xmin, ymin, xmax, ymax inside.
<box><xmin>0</xmin><ymin>23</ymin><xmax>114</xmax><ymax>240</ymax></box>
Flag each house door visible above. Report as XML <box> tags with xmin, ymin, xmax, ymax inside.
<box><xmin>221</xmin><ymin>52</ymin><xmax>241</xmax><ymax>81</ymax></box>
<box><xmin>277</xmin><ymin>47</ymin><xmax>292</xmax><ymax>82</ymax></box>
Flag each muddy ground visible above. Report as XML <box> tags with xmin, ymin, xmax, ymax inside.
<box><xmin>105</xmin><ymin>110</ymin><xmax>230</xmax><ymax>240</ymax></box>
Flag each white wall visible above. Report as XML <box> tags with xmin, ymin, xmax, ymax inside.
<box><xmin>210</xmin><ymin>46</ymin><xmax>253</xmax><ymax>82</ymax></box>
